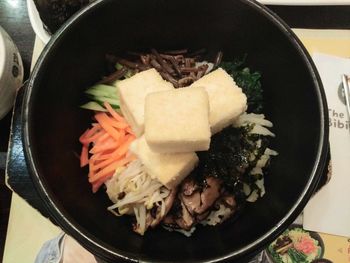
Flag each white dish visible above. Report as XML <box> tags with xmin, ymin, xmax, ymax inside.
<box><xmin>27</xmin><ymin>0</ymin><xmax>50</xmax><ymax>44</ymax></box>
<box><xmin>27</xmin><ymin>0</ymin><xmax>350</xmax><ymax>44</ymax></box>
<box><xmin>0</xmin><ymin>26</ymin><xmax>23</xmax><ymax>119</ymax></box>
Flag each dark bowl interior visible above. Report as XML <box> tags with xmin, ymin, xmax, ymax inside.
<box><xmin>23</xmin><ymin>0</ymin><xmax>328</xmax><ymax>262</ymax></box>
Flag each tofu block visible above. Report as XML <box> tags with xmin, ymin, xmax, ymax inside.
<box><xmin>130</xmin><ymin>136</ymin><xmax>198</xmax><ymax>189</ymax></box>
<box><xmin>144</xmin><ymin>87</ymin><xmax>211</xmax><ymax>153</ymax></box>
<box><xmin>190</xmin><ymin>68</ymin><xmax>247</xmax><ymax>134</ymax></box>
<box><xmin>117</xmin><ymin>69</ymin><xmax>174</xmax><ymax>136</ymax></box>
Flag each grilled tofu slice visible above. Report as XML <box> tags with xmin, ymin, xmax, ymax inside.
<box><xmin>117</xmin><ymin>69</ymin><xmax>174</xmax><ymax>136</ymax></box>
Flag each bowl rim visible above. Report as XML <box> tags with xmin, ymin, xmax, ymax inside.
<box><xmin>22</xmin><ymin>0</ymin><xmax>329</xmax><ymax>262</ymax></box>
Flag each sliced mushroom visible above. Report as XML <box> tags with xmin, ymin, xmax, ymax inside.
<box><xmin>196</xmin><ymin>210</ymin><xmax>211</xmax><ymax>221</ymax></box>
<box><xmin>181</xmin><ymin>191</ymin><xmax>201</xmax><ymax>215</ymax></box>
<box><xmin>175</xmin><ymin>201</ymin><xmax>195</xmax><ymax>231</ymax></box>
<box><xmin>150</xmin><ymin>189</ymin><xmax>177</xmax><ymax>228</ymax></box>
<box><xmin>221</xmin><ymin>194</ymin><xmax>236</xmax><ymax>209</ymax></box>
<box><xmin>196</xmin><ymin>177</ymin><xmax>222</xmax><ymax>214</ymax></box>
<box><xmin>180</xmin><ymin>176</ymin><xmax>222</xmax><ymax>216</ymax></box>
<box><xmin>181</xmin><ymin>177</ymin><xmax>200</xmax><ymax>196</ymax></box>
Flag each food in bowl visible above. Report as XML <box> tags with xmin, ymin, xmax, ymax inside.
<box><xmin>23</xmin><ymin>0</ymin><xmax>329</xmax><ymax>261</ymax></box>
<box><xmin>267</xmin><ymin>226</ymin><xmax>324</xmax><ymax>263</ymax></box>
<box><xmin>78</xmin><ymin>49</ymin><xmax>277</xmax><ymax>236</ymax></box>
<box><xmin>32</xmin><ymin>0</ymin><xmax>90</xmax><ymax>34</ymax></box>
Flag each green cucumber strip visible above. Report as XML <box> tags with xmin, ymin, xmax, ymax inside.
<box><xmin>93</xmin><ymin>84</ymin><xmax>117</xmax><ymax>93</ymax></box>
<box><xmin>80</xmin><ymin>101</ymin><xmax>107</xmax><ymax>112</ymax></box>
<box><xmin>90</xmin><ymin>96</ymin><xmax>120</xmax><ymax>106</ymax></box>
<box><xmin>85</xmin><ymin>84</ymin><xmax>117</xmax><ymax>97</ymax></box>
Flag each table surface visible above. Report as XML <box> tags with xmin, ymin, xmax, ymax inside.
<box><xmin>1</xmin><ymin>2</ymin><xmax>350</xmax><ymax>262</ymax></box>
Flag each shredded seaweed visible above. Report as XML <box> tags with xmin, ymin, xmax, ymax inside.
<box><xmin>192</xmin><ymin>125</ymin><xmax>269</xmax><ymax>205</ymax></box>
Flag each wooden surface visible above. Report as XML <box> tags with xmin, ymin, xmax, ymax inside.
<box><xmin>0</xmin><ymin>1</ymin><xmax>350</xmax><ymax>262</ymax></box>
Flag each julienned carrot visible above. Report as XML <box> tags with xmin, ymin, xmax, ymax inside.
<box><xmin>80</xmin><ymin>145</ymin><xmax>89</xmax><ymax>167</ymax></box>
<box><xmin>125</xmin><ymin>127</ymin><xmax>134</xmax><ymax>135</ymax></box>
<box><xmin>79</xmin><ymin>104</ymin><xmax>136</xmax><ymax>192</ymax></box>
<box><xmin>91</xmin><ymin>135</ymin><xmax>135</xmax><ymax>171</ymax></box>
<box><xmin>115</xmin><ymin>135</ymin><xmax>135</xmax><ymax>157</ymax></box>
<box><xmin>81</xmin><ymin>124</ymin><xmax>101</xmax><ymax>140</ymax></box>
<box><xmin>79</xmin><ymin>129</ymin><xmax>90</xmax><ymax>145</ymax></box>
<box><xmin>95</xmin><ymin>113</ymin><xmax>120</xmax><ymax>141</ymax></box>
<box><xmin>81</xmin><ymin>130</ymin><xmax>106</xmax><ymax>145</ymax></box>
<box><xmin>90</xmin><ymin>138</ymin><xmax>118</xmax><ymax>154</ymax></box>
<box><xmin>103</xmin><ymin>115</ymin><xmax>129</xmax><ymax>129</ymax></box>
<box><xmin>79</xmin><ymin>125</ymin><xmax>104</xmax><ymax>145</ymax></box>
<box><xmin>92</xmin><ymin>175</ymin><xmax>113</xmax><ymax>193</ymax></box>
<box><xmin>96</xmin><ymin>132</ymin><xmax>110</xmax><ymax>143</ymax></box>
<box><xmin>104</xmin><ymin>102</ymin><xmax>125</xmax><ymax>122</ymax></box>
<box><xmin>89</xmin><ymin>155</ymin><xmax>135</xmax><ymax>183</ymax></box>
<box><xmin>92</xmin><ymin>152</ymin><xmax>124</xmax><ymax>171</ymax></box>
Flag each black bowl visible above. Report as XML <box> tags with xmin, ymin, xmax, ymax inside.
<box><xmin>22</xmin><ymin>0</ymin><xmax>329</xmax><ymax>262</ymax></box>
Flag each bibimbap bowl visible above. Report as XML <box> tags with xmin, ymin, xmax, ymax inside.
<box><xmin>22</xmin><ymin>0</ymin><xmax>329</xmax><ymax>262</ymax></box>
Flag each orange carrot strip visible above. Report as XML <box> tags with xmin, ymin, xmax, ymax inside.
<box><xmin>91</xmin><ymin>134</ymin><xmax>135</xmax><ymax>169</ymax></box>
<box><xmin>88</xmin><ymin>162</ymin><xmax>95</xmax><ymax>178</ymax></box>
<box><xmin>104</xmin><ymin>102</ymin><xmax>126</xmax><ymax>122</ymax></box>
<box><xmin>90</xmin><ymin>140</ymin><xmax>118</xmax><ymax>154</ymax></box>
<box><xmin>80</xmin><ymin>130</ymin><xmax>105</xmax><ymax>145</ymax></box>
<box><xmin>125</xmin><ymin>127</ymin><xmax>134</xmax><ymax>135</ymax></box>
<box><xmin>85</xmin><ymin>123</ymin><xmax>101</xmax><ymax>137</ymax></box>
<box><xmin>90</xmin><ymin>152</ymin><xmax>102</xmax><ymax>160</ymax></box>
<box><xmin>115</xmin><ymin>135</ymin><xmax>135</xmax><ymax>157</ymax></box>
<box><xmin>98</xmin><ymin>133</ymin><xmax>132</xmax><ymax>159</ymax></box>
<box><xmin>94</xmin><ymin>113</ymin><xmax>120</xmax><ymax>141</ymax></box>
<box><xmin>92</xmin><ymin>173</ymin><xmax>113</xmax><ymax>193</ymax></box>
<box><xmin>96</xmin><ymin>132</ymin><xmax>110</xmax><ymax>144</ymax></box>
<box><xmin>88</xmin><ymin>152</ymin><xmax>102</xmax><ymax>174</ymax></box>
<box><xmin>89</xmin><ymin>155</ymin><xmax>135</xmax><ymax>183</ymax></box>
<box><xmin>80</xmin><ymin>145</ymin><xmax>89</xmax><ymax>167</ymax></box>
<box><xmin>89</xmin><ymin>162</ymin><xmax>96</xmax><ymax>175</ymax></box>
<box><xmin>109</xmin><ymin>118</ymin><xmax>129</xmax><ymax>129</ymax></box>
<box><xmin>92</xmin><ymin>150</ymin><xmax>120</xmax><ymax>163</ymax></box>
<box><xmin>92</xmin><ymin>151</ymin><xmax>124</xmax><ymax>171</ymax></box>
<box><xmin>91</xmin><ymin>153</ymin><xmax>114</xmax><ymax>162</ymax></box>
<box><xmin>79</xmin><ymin>129</ymin><xmax>90</xmax><ymax>145</ymax></box>
<box><xmin>116</xmin><ymin>129</ymin><xmax>126</xmax><ymax>145</ymax></box>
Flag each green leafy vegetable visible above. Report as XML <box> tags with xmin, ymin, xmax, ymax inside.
<box><xmin>220</xmin><ymin>55</ymin><xmax>263</xmax><ymax>113</ymax></box>
<box><xmin>267</xmin><ymin>246</ymin><xmax>285</xmax><ymax>263</ymax></box>
<box><xmin>287</xmin><ymin>248</ymin><xmax>308</xmax><ymax>263</ymax></box>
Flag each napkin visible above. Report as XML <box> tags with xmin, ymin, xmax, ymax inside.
<box><xmin>303</xmin><ymin>53</ymin><xmax>350</xmax><ymax>238</ymax></box>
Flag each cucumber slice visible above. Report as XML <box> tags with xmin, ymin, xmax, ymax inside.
<box><xmin>80</xmin><ymin>101</ymin><xmax>107</xmax><ymax>112</ymax></box>
<box><xmin>85</xmin><ymin>84</ymin><xmax>117</xmax><ymax>98</ymax></box>
<box><xmin>94</xmin><ymin>84</ymin><xmax>117</xmax><ymax>94</ymax></box>
<box><xmin>91</xmin><ymin>96</ymin><xmax>120</xmax><ymax>108</ymax></box>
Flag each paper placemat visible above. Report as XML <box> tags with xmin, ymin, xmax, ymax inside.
<box><xmin>4</xmin><ymin>29</ymin><xmax>350</xmax><ymax>263</ymax></box>
<box><xmin>303</xmin><ymin>52</ymin><xmax>350</xmax><ymax>237</ymax></box>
